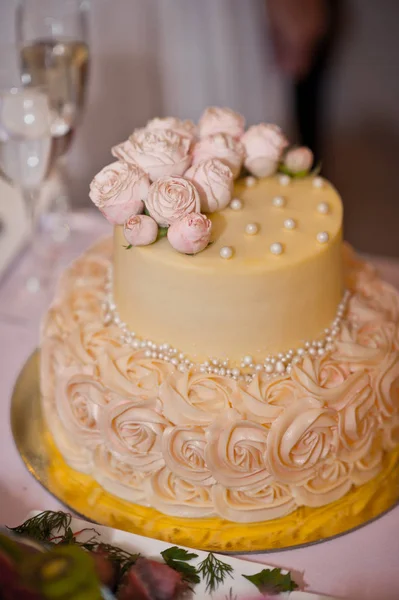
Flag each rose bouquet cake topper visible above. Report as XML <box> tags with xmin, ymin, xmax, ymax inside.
<box><xmin>89</xmin><ymin>107</ymin><xmax>314</xmax><ymax>255</ymax></box>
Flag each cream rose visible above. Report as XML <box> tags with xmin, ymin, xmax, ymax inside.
<box><xmin>127</xmin><ymin>128</ymin><xmax>192</xmax><ymax>181</ymax></box>
<box><xmin>92</xmin><ymin>445</ymin><xmax>150</xmax><ymax>505</ymax></box>
<box><xmin>64</xmin><ymin>322</ymin><xmax>123</xmax><ymax>368</ymax></box>
<box><xmin>89</xmin><ymin>161</ymin><xmax>149</xmax><ymax>225</ymax></box>
<box><xmin>205</xmin><ymin>409</ymin><xmax>270</xmax><ymax>489</ymax></box>
<box><xmin>351</xmin><ymin>439</ymin><xmax>384</xmax><ymax>485</ymax></box>
<box><xmin>184</xmin><ymin>158</ymin><xmax>233</xmax><ymax>213</ymax></box>
<box><xmin>123</xmin><ymin>214</ymin><xmax>158</xmax><ymax>246</ymax></box>
<box><xmin>162</xmin><ymin>425</ymin><xmax>214</xmax><ymax>484</ymax></box>
<box><xmin>241</xmin><ymin>123</ymin><xmax>288</xmax><ymax>178</ymax></box>
<box><xmin>55</xmin><ymin>366</ymin><xmax>111</xmax><ymax>448</ymax></box>
<box><xmin>292</xmin><ymin>459</ymin><xmax>352</xmax><ymax>508</ymax></box>
<box><xmin>167</xmin><ymin>212</ymin><xmax>212</xmax><ymax>255</ymax></box>
<box><xmin>101</xmin><ymin>401</ymin><xmax>168</xmax><ymax>472</ymax></box>
<box><xmin>159</xmin><ymin>371</ymin><xmax>235</xmax><ymax>425</ymax></box>
<box><xmin>97</xmin><ymin>347</ymin><xmax>175</xmax><ymax>401</ymax></box>
<box><xmin>111</xmin><ymin>139</ymin><xmax>136</xmax><ymax>165</ymax></box>
<box><xmin>146</xmin><ymin>466</ymin><xmax>215</xmax><ymax>518</ymax></box>
<box><xmin>266</xmin><ymin>398</ymin><xmax>338</xmax><ymax>484</ymax></box>
<box><xmin>146</xmin><ymin>176</ymin><xmax>200</xmax><ymax>227</ymax></box>
<box><xmin>283</xmin><ymin>146</ymin><xmax>314</xmax><ymax>174</ymax></box>
<box><xmin>192</xmin><ymin>133</ymin><xmax>245</xmax><ymax>179</ymax></box>
<box><xmin>292</xmin><ymin>355</ymin><xmax>354</xmax><ymax>403</ymax></box>
<box><xmin>198</xmin><ymin>106</ymin><xmax>245</xmax><ymax>139</ymax></box>
<box><xmin>145</xmin><ymin>117</ymin><xmax>196</xmax><ymax>140</ymax></box>
<box><xmin>370</xmin><ymin>352</ymin><xmax>399</xmax><ymax>421</ymax></box>
<box><xmin>212</xmin><ymin>481</ymin><xmax>296</xmax><ymax>523</ymax></box>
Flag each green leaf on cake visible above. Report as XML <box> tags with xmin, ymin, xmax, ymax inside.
<box><xmin>157</xmin><ymin>226</ymin><xmax>168</xmax><ymax>240</ymax></box>
<box><xmin>161</xmin><ymin>546</ymin><xmax>200</xmax><ymax>585</ymax></box>
<box><xmin>243</xmin><ymin>567</ymin><xmax>298</xmax><ymax>594</ymax></box>
<box><xmin>123</xmin><ymin>244</ymin><xmax>132</xmax><ymax>250</ymax></box>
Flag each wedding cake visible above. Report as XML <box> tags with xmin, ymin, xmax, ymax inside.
<box><xmin>40</xmin><ymin>107</ymin><xmax>399</xmax><ymax>549</ymax></box>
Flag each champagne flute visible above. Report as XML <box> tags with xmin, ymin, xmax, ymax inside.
<box><xmin>0</xmin><ymin>83</ymin><xmax>53</xmax><ymax>294</ymax></box>
<box><xmin>16</xmin><ymin>0</ymin><xmax>90</xmax><ymax>218</ymax></box>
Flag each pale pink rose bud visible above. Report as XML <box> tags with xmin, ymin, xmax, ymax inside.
<box><xmin>146</xmin><ymin>176</ymin><xmax>200</xmax><ymax>227</ymax></box>
<box><xmin>167</xmin><ymin>212</ymin><xmax>212</xmax><ymax>254</ymax></box>
<box><xmin>89</xmin><ymin>161</ymin><xmax>149</xmax><ymax>225</ymax></box>
<box><xmin>185</xmin><ymin>158</ymin><xmax>233</xmax><ymax>213</ymax></box>
<box><xmin>284</xmin><ymin>146</ymin><xmax>314</xmax><ymax>174</ymax></box>
<box><xmin>242</xmin><ymin>123</ymin><xmax>288</xmax><ymax>178</ymax></box>
<box><xmin>146</xmin><ymin>116</ymin><xmax>197</xmax><ymax>140</ymax></box>
<box><xmin>192</xmin><ymin>133</ymin><xmax>245</xmax><ymax>179</ymax></box>
<box><xmin>198</xmin><ymin>106</ymin><xmax>245</xmax><ymax>139</ymax></box>
<box><xmin>123</xmin><ymin>214</ymin><xmax>158</xmax><ymax>246</ymax></box>
<box><xmin>126</xmin><ymin>128</ymin><xmax>192</xmax><ymax>181</ymax></box>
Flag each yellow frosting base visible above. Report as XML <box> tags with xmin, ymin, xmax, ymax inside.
<box><xmin>45</xmin><ymin>430</ymin><xmax>399</xmax><ymax>552</ymax></box>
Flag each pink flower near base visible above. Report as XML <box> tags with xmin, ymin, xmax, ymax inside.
<box><xmin>192</xmin><ymin>133</ymin><xmax>245</xmax><ymax>179</ymax></box>
<box><xmin>284</xmin><ymin>146</ymin><xmax>314</xmax><ymax>174</ymax></box>
<box><xmin>89</xmin><ymin>161</ymin><xmax>149</xmax><ymax>225</ymax></box>
<box><xmin>168</xmin><ymin>212</ymin><xmax>212</xmax><ymax>254</ymax></box>
<box><xmin>146</xmin><ymin>176</ymin><xmax>200</xmax><ymax>227</ymax></box>
<box><xmin>124</xmin><ymin>214</ymin><xmax>158</xmax><ymax>246</ymax></box>
<box><xmin>185</xmin><ymin>158</ymin><xmax>233</xmax><ymax>213</ymax></box>
<box><xmin>198</xmin><ymin>106</ymin><xmax>245</xmax><ymax>139</ymax></box>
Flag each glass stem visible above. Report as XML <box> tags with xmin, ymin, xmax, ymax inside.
<box><xmin>21</xmin><ymin>186</ymin><xmax>40</xmax><ymax>238</ymax></box>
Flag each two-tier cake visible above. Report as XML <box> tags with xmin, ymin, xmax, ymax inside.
<box><xmin>40</xmin><ymin>107</ymin><xmax>399</xmax><ymax>550</ymax></box>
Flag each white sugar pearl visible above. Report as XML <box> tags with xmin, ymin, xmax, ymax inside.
<box><xmin>317</xmin><ymin>201</ymin><xmax>330</xmax><ymax>214</ymax></box>
<box><xmin>283</xmin><ymin>218</ymin><xmax>296</xmax><ymax>230</ymax></box>
<box><xmin>243</xmin><ymin>355</ymin><xmax>253</xmax><ymax>366</ymax></box>
<box><xmin>230</xmin><ymin>198</ymin><xmax>243</xmax><ymax>211</ymax></box>
<box><xmin>316</xmin><ymin>231</ymin><xmax>329</xmax><ymax>244</ymax></box>
<box><xmin>270</xmin><ymin>242</ymin><xmax>284</xmax><ymax>255</ymax></box>
<box><xmin>144</xmin><ymin>349</ymin><xmax>152</xmax><ymax>357</ymax></box>
<box><xmin>265</xmin><ymin>364</ymin><xmax>275</xmax><ymax>374</ymax></box>
<box><xmin>220</xmin><ymin>246</ymin><xmax>234</xmax><ymax>259</ymax></box>
<box><xmin>245</xmin><ymin>176</ymin><xmax>257</xmax><ymax>187</ymax></box>
<box><xmin>279</xmin><ymin>174</ymin><xmax>291</xmax><ymax>186</ymax></box>
<box><xmin>313</xmin><ymin>176</ymin><xmax>324</xmax><ymax>188</ymax></box>
<box><xmin>272</xmin><ymin>195</ymin><xmax>286</xmax><ymax>208</ymax></box>
<box><xmin>276</xmin><ymin>361</ymin><xmax>285</xmax><ymax>373</ymax></box>
<box><xmin>232</xmin><ymin>368</ymin><xmax>241</xmax><ymax>377</ymax></box>
<box><xmin>245</xmin><ymin>223</ymin><xmax>259</xmax><ymax>235</ymax></box>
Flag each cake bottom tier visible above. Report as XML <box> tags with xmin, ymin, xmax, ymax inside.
<box><xmin>40</xmin><ymin>238</ymin><xmax>399</xmax><ymax>546</ymax></box>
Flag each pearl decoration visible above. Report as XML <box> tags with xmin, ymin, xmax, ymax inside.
<box><xmin>317</xmin><ymin>202</ymin><xmax>330</xmax><ymax>215</ymax></box>
<box><xmin>316</xmin><ymin>231</ymin><xmax>329</xmax><ymax>244</ymax></box>
<box><xmin>283</xmin><ymin>218</ymin><xmax>296</xmax><ymax>230</ymax></box>
<box><xmin>272</xmin><ymin>195</ymin><xmax>286</xmax><ymax>208</ymax></box>
<box><xmin>313</xmin><ymin>176</ymin><xmax>324</xmax><ymax>188</ymax></box>
<box><xmin>230</xmin><ymin>198</ymin><xmax>243</xmax><ymax>211</ymax></box>
<box><xmin>245</xmin><ymin>176</ymin><xmax>257</xmax><ymax>187</ymax></box>
<box><xmin>279</xmin><ymin>174</ymin><xmax>291</xmax><ymax>186</ymax></box>
<box><xmin>104</xmin><ymin>267</ymin><xmax>350</xmax><ymax>382</ymax></box>
<box><xmin>220</xmin><ymin>246</ymin><xmax>234</xmax><ymax>259</ymax></box>
<box><xmin>245</xmin><ymin>223</ymin><xmax>259</xmax><ymax>235</ymax></box>
<box><xmin>270</xmin><ymin>242</ymin><xmax>284</xmax><ymax>255</ymax></box>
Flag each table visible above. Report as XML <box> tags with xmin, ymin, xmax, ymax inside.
<box><xmin>1</xmin><ymin>212</ymin><xmax>398</xmax><ymax>600</ymax></box>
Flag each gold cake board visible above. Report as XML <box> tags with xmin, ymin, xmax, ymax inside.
<box><xmin>11</xmin><ymin>351</ymin><xmax>399</xmax><ymax>553</ymax></box>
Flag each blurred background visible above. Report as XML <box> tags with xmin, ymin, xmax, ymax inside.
<box><xmin>0</xmin><ymin>0</ymin><xmax>398</xmax><ymax>256</ymax></box>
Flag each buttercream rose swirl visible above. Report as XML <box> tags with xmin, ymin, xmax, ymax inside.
<box><xmin>205</xmin><ymin>410</ymin><xmax>270</xmax><ymax>489</ymax></box>
<box><xmin>266</xmin><ymin>398</ymin><xmax>338</xmax><ymax>484</ymax></box>
<box><xmin>370</xmin><ymin>352</ymin><xmax>399</xmax><ymax>421</ymax></box>
<box><xmin>232</xmin><ymin>373</ymin><xmax>298</xmax><ymax>423</ymax></box>
<box><xmin>146</xmin><ymin>467</ymin><xmax>215</xmax><ymax>518</ymax></box>
<box><xmin>55</xmin><ymin>366</ymin><xmax>110</xmax><ymax>448</ymax></box>
<box><xmin>212</xmin><ymin>480</ymin><xmax>296</xmax><ymax>523</ymax></box>
<box><xmin>291</xmin><ymin>459</ymin><xmax>352</xmax><ymax>507</ymax></box>
<box><xmin>160</xmin><ymin>371</ymin><xmax>234</xmax><ymax>426</ymax></box>
<box><xmin>92</xmin><ymin>445</ymin><xmax>150</xmax><ymax>505</ymax></box>
<box><xmin>162</xmin><ymin>425</ymin><xmax>214</xmax><ymax>484</ymax></box>
<box><xmin>101</xmin><ymin>402</ymin><xmax>169</xmax><ymax>472</ymax></box>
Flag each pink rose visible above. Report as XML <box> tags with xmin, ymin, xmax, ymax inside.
<box><xmin>192</xmin><ymin>133</ymin><xmax>245</xmax><ymax>179</ymax></box>
<box><xmin>185</xmin><ymin>158</ymin><xmax>233</xmax><ymax>213</ymax></box>
<box><xmin>127</xmin><ymin>128</ymin><xmax>192</xmax><ymax>181</ymax></box>
<box><xmin>198</xmin><ymin>106</ymin><xmax>245</xmax><ymax>139</ymax></box>
<box><xmin>89</xmin><ymin>161</ymin><xmax>149</xmax><ymax>225</ymax></box>
<box><xmin>167</xmin><ymin>212</ymin><xmax>212</xmax><ymax>254</ymax></box>
<box><xmin>284</xmin><ymin>146</ymin><xmax>314</xmax><ymax>174</ymax></box>
<box><xmin>111</xmin><ymin>139</ymin><xmax>137</xmax><ymax>165</ymax></box>
<box><xmin>146</xmin><ymin>176</ymin><xmax>200</xmax><ymax>227</ymax></box>
<box><xmin>145</xmin><ymin>117</ymin><xmax>196</xmax><ymax>140</ymax></box>
<box><xmin>123</xmin><ymin>214</ymin><xmax>158</xmax><ymax>246</ymax></box>
<box><xmin>242</xmin><ymin>123</ymin><xmax>288</xmax><ymax>177</ymax></box>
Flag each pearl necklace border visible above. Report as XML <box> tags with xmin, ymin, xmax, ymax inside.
<box><xmin>103</xmin><ymin>267</ymin><xmax>350</xmax><ymax>382</ymax></box>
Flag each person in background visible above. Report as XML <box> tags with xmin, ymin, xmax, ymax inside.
<box><xmin>267</xmin><ymin>0</ymin><xmax>342</xmax><ymax>161</ymax></box>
